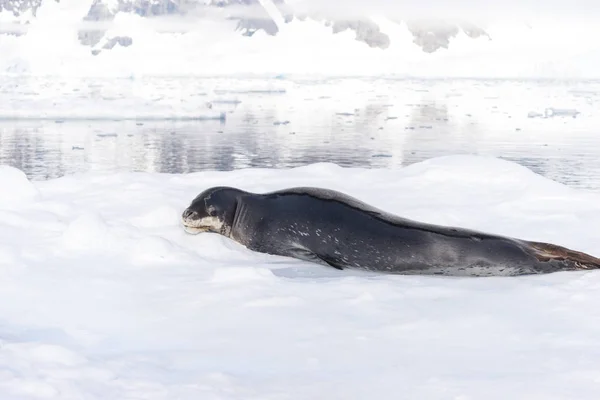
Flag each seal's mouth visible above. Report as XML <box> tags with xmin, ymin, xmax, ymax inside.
<box><xmin>181</xmin><ymin>217</ymin><xmax>209</xmax><ymax>234</ymax></box>
<box><xmin>181</xmin><ymin>215</ymin><xmax>208</xmax><ymax>235</ymax></box>
<box><xmin>182</xmin><ymin>224</ymin><xmax>208</xmax><ymax>235</ymax></box>
<box><xmin>181</xmin><ymin>212</ymin><xmax>223</xmax><ymax>235</ymax></box>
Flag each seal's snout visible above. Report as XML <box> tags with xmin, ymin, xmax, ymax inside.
<box><xmin>181</xmin><ymin>208</ymin><xmax>206</xmax><ymax>234</ymax></box>
<box><xmin>182</xmin><ymin>209</ymin><xmax>198</xmax><ymax>221</ymax></box>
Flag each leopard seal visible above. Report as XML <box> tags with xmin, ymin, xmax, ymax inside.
<box><xmin>181</xmin><ymin>186</ymin><xmax>600</xmax><ymax>277</ymax></box>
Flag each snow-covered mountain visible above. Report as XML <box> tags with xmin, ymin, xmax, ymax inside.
<box><xmin>0</xmin><ymin>0</ymin><xmax>489</xmax><ymax>54</ymax></box>
<box><xmin>1</xmin><ymin>0</ymin><xmax>598</xmax><ymax>79</ymax></box>
<box><xmin>0</xmin><ymin>0</ymin><xmax>45</xmax><ymax>16</ymax></box>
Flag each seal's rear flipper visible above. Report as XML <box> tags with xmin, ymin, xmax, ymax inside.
<box><xmin>288</xmin><ymin>247</ymin><xmax>344</xmax><ymax>270</ymax></box>
<box><xmin>527</xmin><ymin>241</ymin><xmax>600</xmax><ymax>271</ymax></box>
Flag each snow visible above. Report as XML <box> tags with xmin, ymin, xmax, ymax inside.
<box><xmin>1</xmin><ymin>154</ymin><xmax>600</xmax><ymax>398</ymax></box>
<box><xmin>0</xmin><ymin>165</ymin><xmax>39</xmax><ymax>207</ymax></box>
<box><xmin>1</xmin><ymin>0</ymin><xmax>600</xmax><ymax>79</ymax></box>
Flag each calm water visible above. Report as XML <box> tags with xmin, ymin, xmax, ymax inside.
<box><xmin>1</xmin><ymin>77</ymin><xmax>600</xmax><ymax>191</ymax></box>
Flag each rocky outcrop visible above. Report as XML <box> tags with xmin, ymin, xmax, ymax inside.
<box><xmin>78</xmin><ymin>0</ymin><xmax>193</xmax><ymax>49</ymax></box>
<box><xmin>78</xmin><ymin>1</ymin><xmax>115</xmax><ymax>47</ymax></box>
<box><xmin>0</xmin><ymin>0</ymin><xmax>47</xmax><ymax>17</ymax></box>
<box><xmin>211</xmin><ymin>0</ymin><xmax>291</xmax><ymax>36</ymax></box>
<box><xmin>91</xmin><ymin>35</ymin><xmax>133</xmax><ymax>55</ymax></box>
<box><xmin>331</xmin><ymin>20</ymin><xmax>390</xmax><ymax>49</ymax></box>
<box><xmin>0</xmin><ymin>0</ymin><xmax>58</xmax><ymax>35</ymax></box>
<box><xmin>205</xmin><ymin>0</ymin><xmax>392</xmax><ymax>48</ymax></box>
<box><xmin>407</xmin><ymin>20</ymin><xmax>490</xmax><ymax>53</ymax></box>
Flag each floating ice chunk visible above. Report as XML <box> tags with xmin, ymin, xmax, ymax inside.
<box><xmin>544</xmin><ymin>107</ymin><xmax>580</xmax><ymax>118</ymax></box>
<box><xmin>527</xmin><ymin>111</ymin><xmax>545</xmax><ymax>118</ymax></box>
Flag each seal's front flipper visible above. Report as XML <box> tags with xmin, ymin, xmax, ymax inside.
<box><xmin>288</xmin><ymin>248</ymin><xmax>344</xmax><ymax>270</ymax></box>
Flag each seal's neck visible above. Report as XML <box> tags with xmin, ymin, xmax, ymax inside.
<box><xmin>229</xmin><ymin>194</ymin><xmax>260</xmax><ymax>246</ymax></box>
<box><xmin>221</xmin><ymin>199</ymin><xmax>238</xmax><ymax>238</ymax></box>
<box><xmin>211</xmin><ymin>187</ymin><xmax>246</xmax><ymax>238</ymax></box>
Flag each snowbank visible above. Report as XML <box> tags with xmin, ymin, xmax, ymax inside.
<box><xmin>0</xmin><ymin>165</ymin><xmax>39</xmax><ymax>207</ymax></box>
<box><xmin>1</xmin><ymin>155</ymin><xmax>600</xmax><ymax>398</ymax></box>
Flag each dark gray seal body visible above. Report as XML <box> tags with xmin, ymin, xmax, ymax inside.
<box><xmin>181</xmin><ymin>186</ymin><xmax>600</xmax><ymax>277</ymax></box>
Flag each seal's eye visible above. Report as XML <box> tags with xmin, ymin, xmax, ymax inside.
<box><xmin>207</xmin><ymin>205</ymin><xmax>216</xmax><ymax>216</ymax></box>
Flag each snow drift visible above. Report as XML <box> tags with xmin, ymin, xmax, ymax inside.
<box><xmin>1</xmin><ymin>155</ymin><xmax>600</xmax><ymax>399</ymax></box>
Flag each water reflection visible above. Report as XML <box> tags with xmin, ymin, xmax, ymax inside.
<box><xmin>1</xmin><ymin>78</ymin><xmax>600</xmax><ymax>192</ymax></box>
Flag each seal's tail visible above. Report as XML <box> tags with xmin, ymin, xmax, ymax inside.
<box><xmin>526</xmin><ymin>241</ymin><xmax>600</xmax><ymax>271</ymax></box>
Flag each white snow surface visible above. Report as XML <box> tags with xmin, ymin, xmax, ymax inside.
<box><xmin>1</xmin><ymin>155</ymin><xmax>600</xmax><ymax>399</ymax></box>
<box><xmin>1</xmin><ymin>0</ymin><xmax>600</xmax><ymax>78</ymax></box>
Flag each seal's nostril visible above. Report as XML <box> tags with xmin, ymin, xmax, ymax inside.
<box><xmin>182</xmin><ymin>209</ymin><xmax>196</xmax><ymax>219</ymax></box>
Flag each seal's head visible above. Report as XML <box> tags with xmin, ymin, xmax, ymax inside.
<box><xmin>181</xmin><ymin>186</ymin><xmax>242</xmax><ymax>236</ymax></box>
